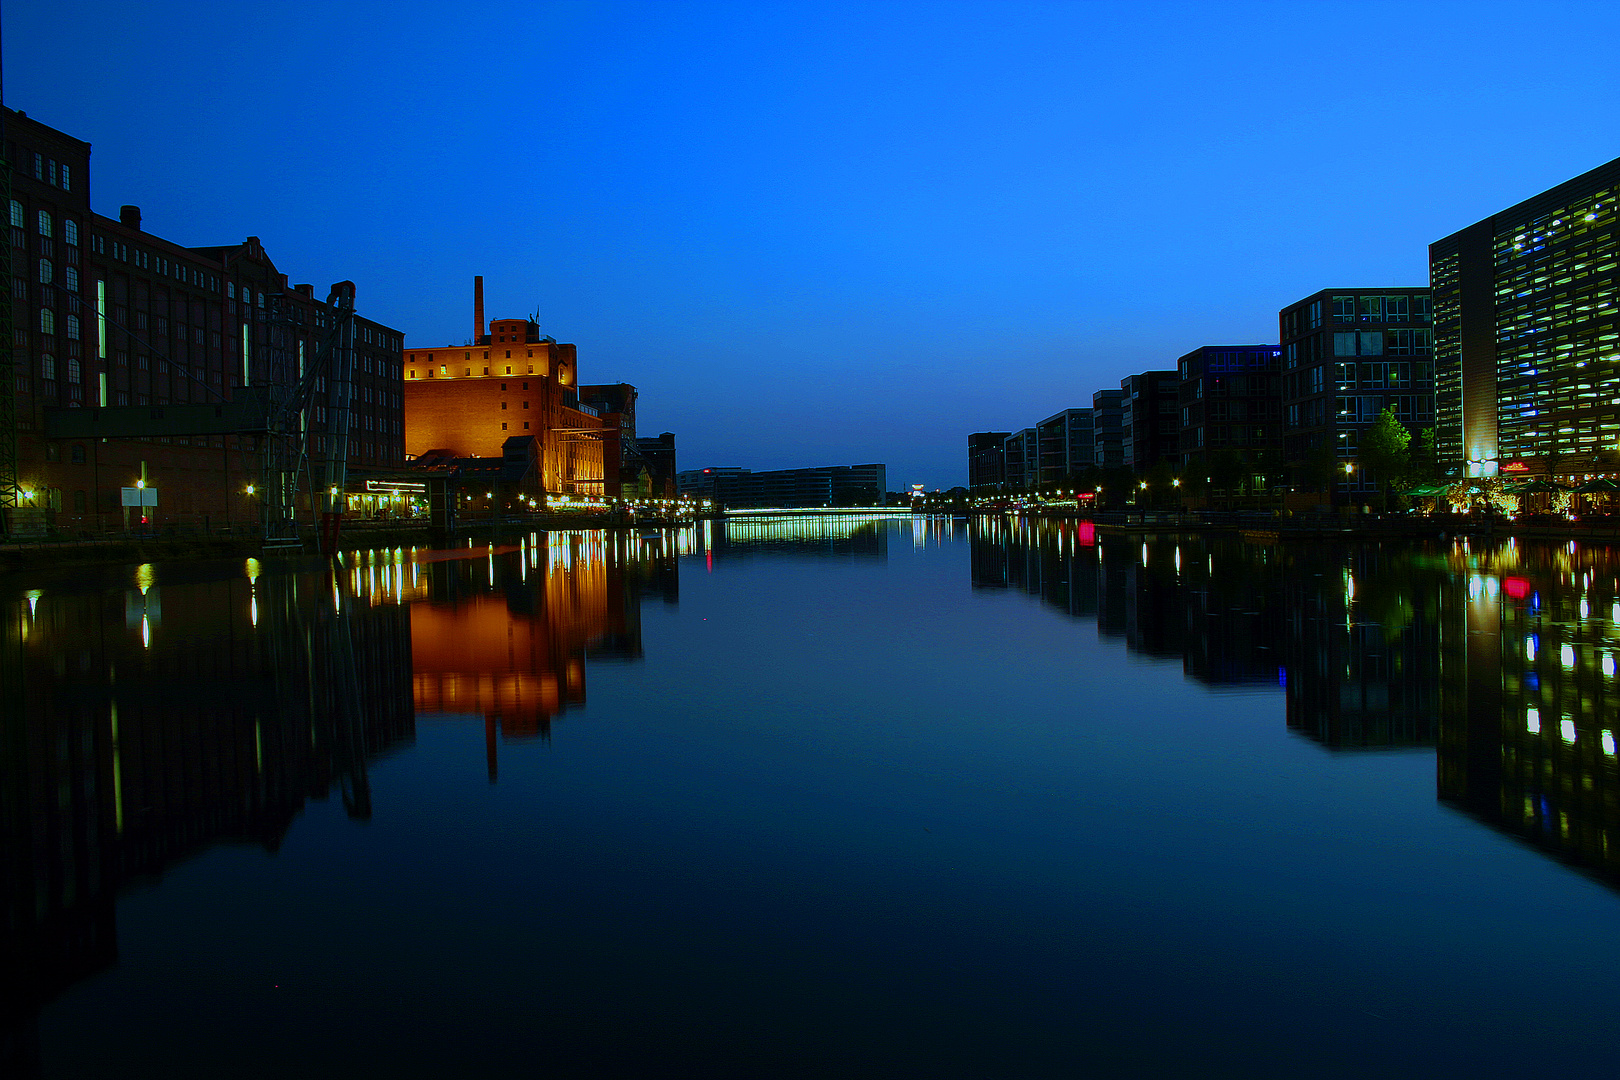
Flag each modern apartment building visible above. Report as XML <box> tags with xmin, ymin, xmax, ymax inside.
<box><xmin>1432</xmin><ymin>155</ymin><xmax>1620</xmax><ymax>478</ymax></box>
<box><xmin>1279</xmin><ymin>288</ymin><xmax>1433</xmax><ymax>501</ymax></box>
<box><xmin>1119</xmin><ymin>371</ymin><xmax>1179</xmax><ymax>471</ymax></box>
<box><xmin>1176</xmin><ymin>345</ymin><xmax>1283</xmax><ymax>479</ymax></box>
<box><xmin>967</xmin><ymin>430</ymin><xmax>1010</xmax><ymax>492</ymax></box>
<box><xmin>1036</xmin><ymin>408</ymin><xmax>1094</xmax><ymax>485</ymax></box>
<box><xmin>3</xmin><ymin>107</ymin><xmax>404</xmax><ymax>534</ymax></box>
<box><xmin>1003</xmin><ymin>427</ymin><xmax>1037</xmax><ymax>489</ymax></box>
<box><xmin>1092</xmin><ymin>389</ymin><xmax>1125</xmax><ymax>469</ymax></box>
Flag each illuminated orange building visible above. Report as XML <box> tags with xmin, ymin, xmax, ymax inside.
<box><xmin>403</xmin><ymin>277</ymin><xmax>606</xmax><ymax>494</ymax></box>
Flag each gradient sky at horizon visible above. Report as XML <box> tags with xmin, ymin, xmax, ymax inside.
<box><xmin>10</xmin><ymin>0</ymin><xmax>1620</xmax><ymax>488</ymax></box>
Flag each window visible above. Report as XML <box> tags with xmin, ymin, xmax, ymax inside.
<box><xmin>1358</xmin><ymin>331</ymin><xmax>1383</xmax><ymax>356</ymax></box>
<box><xmin>36</xmin><ymin>210</ymin><xmax>51</xmax><ymax>237</ymax></box>
<box><xmin>67</xmin><ymin>358</ymin><xmax>80</xmax><ymax>383</ymax></box>
<box><xmin>41</xmin><ymin>355</ymin><xmax>55</xmax><ymax>380</ymax></box>
<box><xmin>8</xmin><ymin>200</ymin><xmax>21</xmax><ymax>228</ymax></box>
<box><xmin>1359</xmin><ymin>296</ymin><xmax>1384</xmax><ymax>322</ymax></box>
<box><xmin>1385</xmin><ymin>295</ymin><xmax>1408</xmax><ymax>321</ymax></box>
<box><xmin>32</xmin><ymin>153</ymin><xmax>42</xmax><ymax>180</ymax></box>
<box><xmin>71</xmin><ymin>445</ymin><xmax>85</xmax><ymax>464</ymax></box>
<box><xmin>60</xmin><ymin>164</ymin><xmax>71</xmax><ymax>192</ymax></box>
<box><xmin>1308</xmin><ymin>300</ymin><xmax>1323</xmax><ymax>329</ymax></box>
<box><xmin>65</xmin><ymin>315</ymin><xmax>80</xmax><ymax>340</ymax></box>
<box><xmin>63</xmin><ymin>266</ymin><xmax>77</xmax><ymax>292</ymax></box>
<box><xmin>501</xmin><ymin>422</ymin><xmax>508</xmax><ymax>431</ymax></box>
<box><xmin>501</xmin><ymin>401</ymin><xmax>507</xmax><ymax>410</ymax></box>
<box><xmin>1333</xmin><ymin>332</ymin><xmax>1357</xmax><ymax>356</ymax></box>
<box><xmin>40</xmin><ymin>308</ymin><xmax>54</xmax><ymax>335</ymax></box>
<box><xmin>37</xmin><ymin>258</ymin><xmax>50</xmax><ymax>284</ymax></box>
<box><xmin>227</xmin><ymin>283</ymin><xmax>235</xmax><ymax>299</ymax></box>
<box><xmin>523</xmin><ymin>422</ymin><xmax>530</xmax><ymax>430</ymax></box>
<box><xmin>1332</xmin><ymin>296</ymin><xmax>1355</xmax><ymax>320</ymax></box>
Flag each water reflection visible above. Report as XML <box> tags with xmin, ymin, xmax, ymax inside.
<box><xmin>1437</xmin><ymin>538</ymin><xmax>1620</xmax><ymax>886</ymax></box>
<box><xmin>0</xmin><ymin>532</ymin><xmax>677</xmax><ymax>1072</ymax></box>
<box><xmin>969</xmin><ymin>519</ymin><xmax>1620</xmax><ymax>889</ymax></box>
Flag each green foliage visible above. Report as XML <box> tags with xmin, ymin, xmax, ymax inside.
<box><xmin>1358</xmin><ymin>407</ymin><xmax>1412</xmax><ymax>479</ymax></box>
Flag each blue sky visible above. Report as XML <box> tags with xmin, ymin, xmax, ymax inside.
<box><xmin>11</xmin><ymin>0</ymin><xmax>1620</xmax><ymax>487</ymax></box>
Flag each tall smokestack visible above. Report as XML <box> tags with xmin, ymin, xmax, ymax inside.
<box><xmin>474</xmin><ymin>276</ymin><xmax>485</xmax><ymax>342</ymax></box>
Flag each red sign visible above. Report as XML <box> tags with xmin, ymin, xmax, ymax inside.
<box><xmin>1503</xmin><ymin>461</ymin><xmax>1530</xmax><ymax>473</ymax></box>
<box><xmin>1503</xmin><ymin>576</ymin><xmax>1530</xmax><ymax>600</ymax></box>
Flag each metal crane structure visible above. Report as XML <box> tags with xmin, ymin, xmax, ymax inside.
<box><xmin>254</xmin><ymin>281</ymin><xmax>359</xmax><ymax>551</ymax></box>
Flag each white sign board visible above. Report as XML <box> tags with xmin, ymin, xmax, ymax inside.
<box><xmin>120</xmin><ymin>487</ymin><xmax>158</xmax><ymax>507</ymax></box>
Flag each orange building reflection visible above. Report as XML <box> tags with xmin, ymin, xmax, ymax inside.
<box><xmin>406</xmin><ymin>532</ymin><xmax>676</xmax><ymax>777</ymax></box>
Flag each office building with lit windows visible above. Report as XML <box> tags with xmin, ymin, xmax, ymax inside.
<box><xmin>1278</xmin><ymin>288</ymin><xmax>1433</xmax><ymax>502</ymax></box>
<box><xmin>1432</xmin><ymin>155</ymin><xmax>1620</xmax><ymax>479</ymax></box>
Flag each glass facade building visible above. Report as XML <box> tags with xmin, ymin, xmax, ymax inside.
<box><xmin>1432</xmin><ymin>155</ymin><xmax>1620</xmax><ymax>478</ymax></box>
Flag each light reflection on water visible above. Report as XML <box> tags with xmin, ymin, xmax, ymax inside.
<box><xmin>5</xmin><ymin>518</ymin><xmax>1620</xmax><ymax>1076</ymax></box>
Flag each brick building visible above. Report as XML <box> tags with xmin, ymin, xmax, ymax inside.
<box><xmin>3</xmin><ymin>107</ymin><xmax>404</xmax><ymax>533</ymax></box>
<box><xmin>403</xmin><ymin>279</ymin><xmax>607</xmax><ymax>496</ymax></box>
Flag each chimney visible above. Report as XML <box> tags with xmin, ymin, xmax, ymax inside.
<box><xmin>474</xmin><ymin>276</ymin><xmax>485</xmax><ymax>342</ymax></box>
<box><xmin>119</xmin><ymin>205</ymin><xmax>141</xmax><ymax>231</ymax></box>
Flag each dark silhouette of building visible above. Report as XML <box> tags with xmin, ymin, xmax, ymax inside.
<box><xmin>635</xmin><ymin>432</ymin><xmax>678</xmax><ymax>496</ymax></box>
<box><xmin>967</xmin><ymin>431</ymin><xmax>1010</xmax><ymax>493</ymax></box>
<box><xmin>1176</xmin><ymin>345</ymin><xmax>1283</xmax><ymax>493</ymax></box>
<box><xmin>1119</xmin><ymin>371</ymin><xmax>1179</xmax><ymax>472</ymax></box>
<box><xmin>2</xmin><ymin>107</ymin><xmax>405</xmax><ymax>534</ymax></box>
<box><xmin>1092</xmin><ymin>388</ymin><xmax>1125</xmax><ymax>470</ymax></box>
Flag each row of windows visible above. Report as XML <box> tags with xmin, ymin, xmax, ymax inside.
<box><xmin>9</xmin><ymin>201</ymin><xmax>80</xmax><ymax>246</ymax></box>
<box><xmin>1329</xmin><ymin>295</ymin><xmax>1431</xmax><ymax>323</ymax></box>
<box><xmin>31</xmin><ymin>152</ymin><xmax>72</xmax><ymax>192</ymax></box>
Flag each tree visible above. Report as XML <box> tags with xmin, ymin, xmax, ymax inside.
<box><xmin>1408</xmin><ymin>426</ymin><xmax>1439</xmax><ymax>484</ymax></box>
<box><xmin>1358</xmin><ymin>407</ymin><xmax>1412</xmax><ymax>511</ymax></box>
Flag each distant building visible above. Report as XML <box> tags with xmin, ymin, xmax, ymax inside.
<box><xmin>1278</xmin><ymin>288</ymin><xmax>1434</xmax><ymax>502</ymax></box>
<box><xmin>1176</xmin><ymin>345</ymin><xmax>1283</xmax><ymax>485</ymax></box>
<box><xmin>1119</xmin><ymin>371</ymin><xmax>1179</xmax><ymax>471</ymax></box>
<box><xmin>1431</xmin><ymin>155</ymin><xmax>1620</xmax><ymax>478</ymax></box>
<box><xmin>635</xmin><ymin>432</ymin><xmax>678</xmax><ymax>496</ymax></box>
<box><xmin>1036</xmin><ymin>408</ymin><xmax>1094</xmax><ymax>485</ymax></box>
<box><xmin>677</xmin><ymin>463</ymin><xmax>887</xmax><ymax>508</ymax></box>
<box><xmin>403</xmin><ymin>277</ymin><xmax>606</xmax><ymax>495</ymax></box>
<box><xmin>1092</xmin><ymin>389</ymin><xmax>1125</xmax><ymax>469</ymax></box>
<box><xmin>1003</xmin><ymin>428</ymin><xmax>1037</xmax><ymax>489</ymax></box>
<box><xmin>967</xmin><ymin>431</ymin><xmax>1010</xmax><ymax>493</ymax></box>
<box><xmin>578</xmin><ymin>382</ymin><xmax>639</xmax><ymax>497</ymax></box>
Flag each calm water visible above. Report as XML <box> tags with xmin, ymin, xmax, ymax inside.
<box><xmin>5</xmin><ymin>518</ymin><xmax>1620</xmax><ymax>1077</ymax></box>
